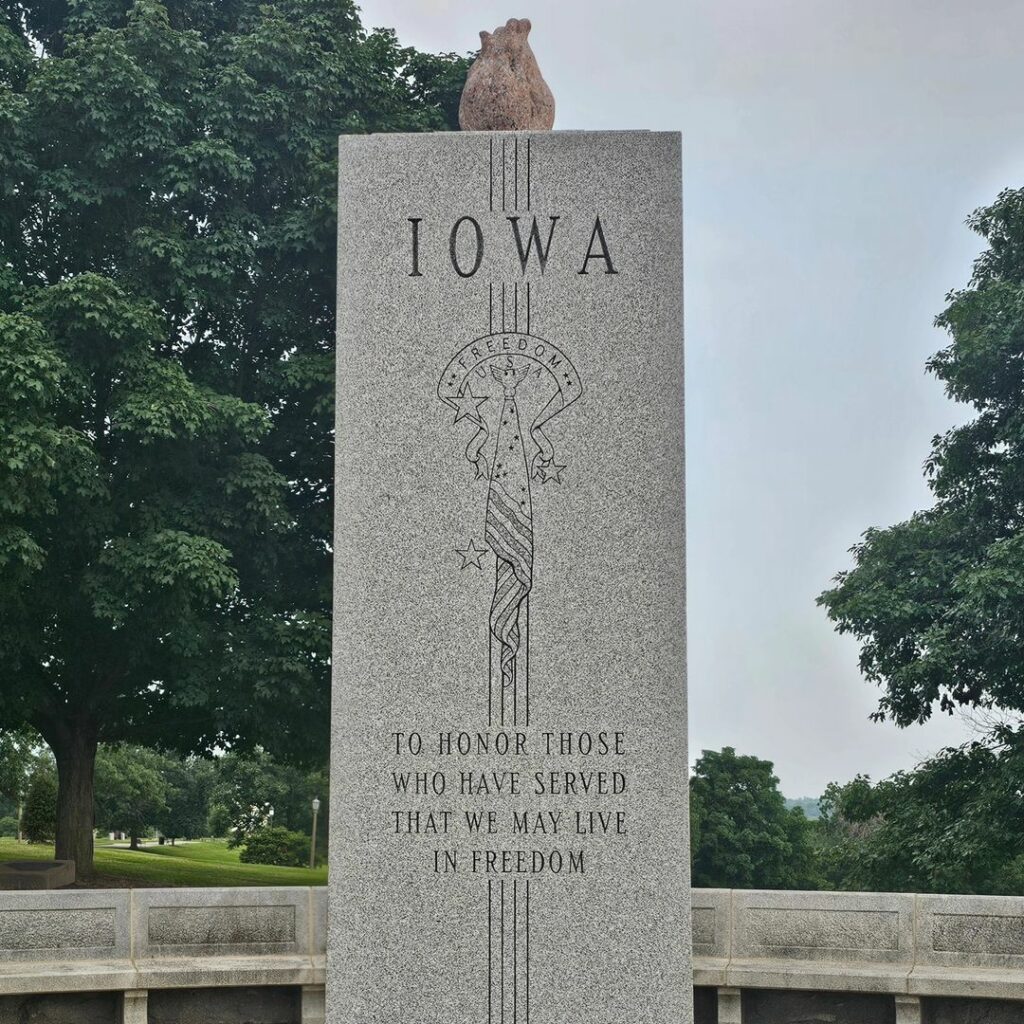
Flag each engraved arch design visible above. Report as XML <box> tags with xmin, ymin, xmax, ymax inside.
<box><xmin>437</xmin><ymin>331</ymin><xmax>583</xmax><ymax>482</ymax></box>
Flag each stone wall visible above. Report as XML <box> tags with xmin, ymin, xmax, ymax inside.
<box><xmin>693</xmin><ymin>889</ymin><xmax>1024</xmax><ymax>1022</ymax></box>
<box><xmin>1</xmin><ymin>887</ymin><xmax>1023</xmax><ymax>1022</ymax></box>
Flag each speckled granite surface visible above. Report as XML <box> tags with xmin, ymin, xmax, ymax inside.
<box><xmin>329</xmin><ymin>131</ymin><xmax>689</xmax><ymax>1024</ymax></box>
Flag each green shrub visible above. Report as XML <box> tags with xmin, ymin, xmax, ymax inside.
<box><xmin>0</xmin><ymin>815</ymin><xmax>18</xmax><ymax>837</ymax></box>
<box><xmin>240</xmin><ymin>826</ymin><xmax>309</xmax><ymax>867</ymax></box>
<box><xmin>206</xmin><ymin>802</ymin><xmax>231</xmax><ymax>839</ymax></box>
<box><xmin>22</xmin><ymin>771</ymin><xmax>57</xmax><ymax>844</ymax></box>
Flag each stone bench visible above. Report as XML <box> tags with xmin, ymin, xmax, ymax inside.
<box><xmin>3</xmin><ymin>887</ymin><xmax>1024</xmax><ymax>1022</ymax></box>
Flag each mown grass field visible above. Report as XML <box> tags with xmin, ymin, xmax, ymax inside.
<box><xmin>0</xmin><ymin>837</ymin><xmax>327</xmax><ymax>888</ymax></box>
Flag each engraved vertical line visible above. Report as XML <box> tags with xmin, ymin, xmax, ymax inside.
<box><xmin>526</xmin><ymin>138</ymin><xmax>531</xmax><ymax>211</ymax></box>
<box><xmin>514</xmin><ymin>137</ymin><xmax>519</xmax><ymax>211</ymax></box>
<box><xmin>524</xmin><ymin>597</ymin><xmax>529</xmax><ymax>727</ymax></box>
<box><xmin>499</xmin><ymin>561</ymin><xmax>507</xmax><ymax>729</ymax></box>
<box><xmin>512</xmin><ymin>647</ymin><xmax>517</xmax><ymax>728</ymax></box>
<box><xmin>525</xmin><ymin>880</ymin><xmax>530</xmax><ymax>1024</ymax></box>
<box><xmin>487</xmin><ymin>327</ymin><xmax>494</xmax><ymax>731</ymax></box>
<box><xmin>497</xmin><ymin>559</ymin><xmax>504</xmax><ymax>728</ymax></box>
<box><xmin>490</xmin><ymin>138</ymin><xmax>494</xmax><ymax>212</ymax></box>
<box><xmin>501</xmin><ymin>284</ymin><xmax>506</xmax><ymax>334</ymax></box>
<box><xmin>488</xmin><ymin>881</ymin><xmax>493</xmax><ymax>1024</ymax></box>
<box><xmin>514</xmin><ymin>282</ymin><xmax>518</xmax><ymax>334</ymax></box>
<box><xmin>500</xmin><ymin>880</ymin><xmax>505</xmax><ymax>1024</ymax></box>
<box><xmin>525</xmin><ymin>282</ymin><xmax>530</xmax><ymax>336</ymax></box>
<box><xmin>513</xmin><ymin>879</ymin><xmax>518</xmax><ymax>1023</ymax></box>
<box><xmin>502</xmin><ymin>139</ymin><xmax>506</xmax><ymax>212</ymax></box>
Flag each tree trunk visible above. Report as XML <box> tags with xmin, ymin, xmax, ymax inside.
<box><xmin>52</xmin><ymin>724</ymin><xmax>98</xmax><ymax>879</ymax></box>
<box><xmin>130</xmin><ymin>834</ymin><xmax>139</xmax><ymax>851</ymax></box>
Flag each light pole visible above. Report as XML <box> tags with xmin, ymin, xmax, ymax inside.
<box><xmin>310</xmin><ymin>797</ymin><xmax>321</xmax><ymax>869</ymax></box>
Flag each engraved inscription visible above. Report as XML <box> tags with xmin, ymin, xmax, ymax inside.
<box><xmin>147</xmin><ymin>905</ymin><xmax>296</xmax><ymax>948</ymax></box>
<box><xmin>746</xmin><ymin>908</ymin><xmax>899</xmax><ymax>953</ymax></box>
<box><xmin>692</xmin><ymin>907</ymin><xmax>717</xmax><ymax>952</ymax></box>
<box><xmin>933</xmin><ymin>913</ymin><xmax>1024</xmax><ymax>956</ymax></box>
<box><xmin>0</xmin><ymin>908</ymin><xmax>116</xmax><ymax>952</ymax></box>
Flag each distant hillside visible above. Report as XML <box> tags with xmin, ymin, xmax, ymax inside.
<box><xmin>785</xmin><ymin>797</ymin><xmax>821</xmax><ymax>820</ymax></box>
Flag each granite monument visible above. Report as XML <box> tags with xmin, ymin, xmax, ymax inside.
<box><xmin>329</xmin><ymin>126</ymin><xmax>689</xmax><ymax>1022</ymax></box>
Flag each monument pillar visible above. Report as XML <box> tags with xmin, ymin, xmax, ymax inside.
<box><xmin>329</xmin><ymin>129</ymin><xmax>689</xmax><ymax>1023</ymax></box>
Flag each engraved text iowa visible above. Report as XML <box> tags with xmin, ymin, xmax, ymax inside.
<box><xmin>408</xmin><ymin>215</ymin><xmax>618</xmax><ymax>278</ymax></box>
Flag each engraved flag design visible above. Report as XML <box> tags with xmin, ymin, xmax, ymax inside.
<box><xmin>437</xmin><ymin>297</ymin><xmax>583</xmax><ymax>727</ymax></box>
<box><xmin>486</xmin><ymin>359</ymin><xmax>534</xmax><ymax>721</ymax></box>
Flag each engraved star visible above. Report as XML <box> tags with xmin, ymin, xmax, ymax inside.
<box><xmin>456</xmin><ymin>540</ymin><xmax>487</xmax><ymax>573</ymax></box>
<box><xmin>456</xmin><ymin>539</ymin><xmax>488</xmax><ymax>570</ymax></box>
<box><xmin>452</xmin><ymin>385</ymin><xmax>488</xmax><ymax>425</ymax></box>
<box><xmin>539</xmin><ymin>461</ymin><xmax>567</xmax><ymax>484</ymax></box>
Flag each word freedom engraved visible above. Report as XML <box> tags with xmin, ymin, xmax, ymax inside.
<box><xmin>331</xmin><ymin>130</ymin><xmax>689</xmax><ymax>1024</ymax></box>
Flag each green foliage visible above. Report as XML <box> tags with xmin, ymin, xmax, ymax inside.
<box><xmin>206</xmin><ymin>801</ymin><xmax>231</xmax><ymax>838</ymax></box>
<box><xmin>239</xmin><ymin>824</ymin><xmax>309</xmax><ymax>867</ymax></box>
<box><xmin>95</xmin><ymin>744</ymin><xmax>169</xmax><ymax>844</ymax></box>
<box><xmin>820</xmin><ymin>189</ymin><xmax>1024</xmax><ymax>726</ymax></box>
<box><xmin>690</xmin><ymin>747</ymin><xmax>820</xmax><ymax>890</ymax></box>
<box><xmin>814</xmin><ymin>775</ymin><xmax>884</xmax><ymax>890</ymax></box>
<box><xmin>0</xmin><ymin>0</ymin><xmax>468</xmax><ymax>871</ymax></box>
<box><xmin>211</xmin><ymin>748</ymin><xmax>327</xmax><ymax>846</ymax></box>
<box><xmin>817</xmin><ymin>735</ymin><xmax>1024</xmax><ymax>894</ymax></box>
<box><xmin>22</xmin><ymin>768</ymin><xmax>57</xmax><ymax>843</ymax></box>
<box><xmin>0</xmin><ymin>815</ymin><xmax>18</xmax><ymax>837</ymax></box>
<box><xmin>156</xmin><ymin>755</ymin><xmax>216</xmax><ymax>841</ymax></box>
<box><xmin>0</xmin><ymin>728</ymin><xmax>44</xmax><ymax>803</ymax></box>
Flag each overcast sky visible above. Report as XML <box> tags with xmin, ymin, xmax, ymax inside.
<box><xmin>359</xmin><ymin>0</ymin><xmax>1024</xmax><ymax>796</ymax></box>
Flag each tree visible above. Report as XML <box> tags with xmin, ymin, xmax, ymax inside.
<box><xmin>21</xmin><ymin>766</ymin><xmax>57</xmax><ymax>844</ymax></box>
<box><xmin>0</xmin><ymin>0</ymin><xmax>469</xmax><ymax>875</ymax></box>
<box><xmin>820</xmin><ymin>189</ymin><xmax>1024</xmax><ymax>728</ymax></box>
<box><xmin>690</xmin><ymin>747</ymin><xmax>819</xmax><ymax>890</ymax></box>
<box><xmin>0</xmin><ymin>728</ymin><xmax>45</xmax><ymax>836</ymax></box>
<box><xmin>0</xmin><ymin>729</ymin><xmax>36</xmax><ymax>804</ymax></box>
<box><xmin>817</xmin><ymin>734</ymin><xmax>1024</xmax><ymax>895</ymax></box>
<box><xmin>210</xmin><ymin>747</ymin><xmax>327</xmax><ymax>845</ymax></box>
<box><xmin>239</xmin><ymin>824</ymin><xmax>309</xmax><ymax>867</ymax></box>
<box><xmin>94</xmin><ymin>744</ymin><xmax>169</xmax><ymax>849</ymax></box>
<box><xmin>815</xmin><ymin>775</ymin><xmax>885</xmax><ymax>891</ymax></box>
<box><xmin>206</xmin><ymin>801</ymin><xmax>232</xmax><ymax>839</ymax></box>
<box><xmin>155</xmin><ymin>754</ymin><xmax>215</xmax><ymax>843</ymax></box>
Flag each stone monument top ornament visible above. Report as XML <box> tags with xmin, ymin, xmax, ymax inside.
<box><xmin>458</xmin><ymin>18</ymin><xmax>555</xmax><ymax>131</ymax></box>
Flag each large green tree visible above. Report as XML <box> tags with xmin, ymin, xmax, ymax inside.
<box><xmin>820</xmin><ymin>189</ymin><xmax>1024</xmax><ymax>727</ymax></box>
<box><xmin>94</xmin><ymin>743</ymin><xmax>169</xmax><ymax>849</ymax></box>
<box><xmin>690</xmin><ymin>747</ymin><xmax>819</xmax><ymax>890</ymax></box>
<box><xmin>0</xmin><ymin>0</ymin><xmax>468</xmax><ymax>875</ymax></box>
<box><xmin>155</xmin><ymin>753</ymin><xmax>216</xmax><ymax>843</ymax></box>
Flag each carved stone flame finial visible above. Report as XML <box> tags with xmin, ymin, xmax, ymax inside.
<box><xmin>458</xmin><ymin>18</ymin><xmax>555</xmax><ymax>132</ymax></box>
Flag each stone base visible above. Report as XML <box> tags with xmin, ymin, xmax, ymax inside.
<box><xmin>0</xmin><ymin>860</ymin><xmax>75</xmax><ymax>889</ymax></box>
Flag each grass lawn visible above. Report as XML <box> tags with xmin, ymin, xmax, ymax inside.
<box><xmin>0</xmin><ymin>837</ymin><xmax>327</xmax><ymax>888</ymax></box>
